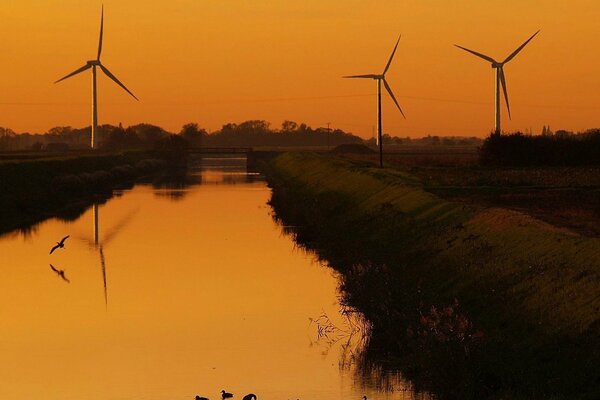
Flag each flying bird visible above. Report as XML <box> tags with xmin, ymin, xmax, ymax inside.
<box><xmin>221</xmin><ymin>390</ymin><xmax>234</xmax><ymax>400</ymax></box>
<box><xmin>50</xmin><ymin>235</ymin><xmax>70</xmax><ymax>254</ymax></box>
<box><xmin>49</xmin><ymin>264</ymin><xmax>70</xmax><ymax>283</ymax></box>
<box><xmin>242</xmin><ymin>394</ymin><xmax>257</xmax><ymax>400</ymax></box>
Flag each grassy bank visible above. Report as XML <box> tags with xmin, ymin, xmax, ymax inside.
<box><xmin>264</xmin><ymin>152</ymin><xmax>600</xmax><ymax>400</ymax></box>
<box><xmin>0</xmin><ymin>152</ymin><xmax>168</xmax><ymax>235</ymax></box>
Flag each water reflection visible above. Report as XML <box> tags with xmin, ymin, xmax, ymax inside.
<box><xmin>303</xmin><ymin>297</ymin><xmax>432</xmax><ymax>400</ymax></box>
<box><xmin>0</xmin><ymin>155</ymin><xmax>423</xmax><ymax>400</ymax></box>
<box><xmin>49</xmin><ymin>263</ymin><xmax>70</xmax><ymax>283</ymax></box>
<box><xmin>77</xmin><ymin>203</ymin><xmax>140</xmax><ymax>308</ymax></box>
<box><xmin>152</xmin><ymin>156</ymin><xmax>262</xmax><ymax>201</ymax></box>
<box><xmin>274</xmin><ymin>202</ymin><xmax>434</xmax><ymax>400</ymax></box>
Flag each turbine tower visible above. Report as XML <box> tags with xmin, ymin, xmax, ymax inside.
<box><xmin>455</xmin><ymin>30</ymin><xmax>539</xmax><ymax>135</ymax></box>
<box><xmin>55</xmin><ymin>5</ymin><xmax>138</xmax><ymax>149</ymax></box>
<box><xmin>343</xmin><ymin>35</ymin><xmax>406</xmax><ymax>168</ymax></box>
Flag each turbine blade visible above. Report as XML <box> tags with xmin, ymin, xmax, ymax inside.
<box><xmin>499</xmin><ymin>67</ymin><xmax>511</xmax><ymax>119</ymax></box>
<box><xmin>383</xmin><ymin>35</ymin><xmax>401</xmax><ymax>75</ymax></box>
<box><xmin>54</xmin><ymin>64</ymin><xmax>92</xmax><ymax>83</ymax></box>
<box><xmin>100</xmin><ymin>246</ymin><xmax>108</xmax><ymax>309</ymax></box>
<box><xmin>97</xmin><ymin>5</ymin><xmax>104</xmax><ymax>60</ymax></box>
<box><xmin>454</xmin><ymin>44</ymin><xmax>497</xmax><ymax>64</ymax></box>
<box><xmin>503</xmin><ymin>30</ymin><xmax>540</xmax><ymax>64</ymax></box>
<box><xmin>99</xmin><ymin>64</ymin><xmax>139</xmax><ymax>100</ymax></box>
<box><xmin>383</xmin><ymin>78</ymin><xmax>406</xmax><ymax>118</ymax></box>
<box><xmin>342</xmin><ymin>74</ymin><xmax>378</xmax><ymax>79</ymax></box>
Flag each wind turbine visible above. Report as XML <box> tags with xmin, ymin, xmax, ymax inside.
<box><xmin>55</xmin><ymin>5</ymin><xmax>138</xmax><ymax>149</ymax></box>
<box><xmin>343</xmin><ymin>35</ymin><xmax>406</xmax><ymax>168</ymax></box>
<box><xmin>454</xmin><ymin>30</ymin><xmax>540</xmax><ymax>135</ymax></box>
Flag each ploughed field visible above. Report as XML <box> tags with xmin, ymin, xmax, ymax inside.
<box><xmin>340</xmin><ymin>145</ymin><xmax>600</xmax><ymax>237</ymax></box>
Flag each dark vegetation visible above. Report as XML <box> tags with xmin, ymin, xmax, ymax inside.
<box><xmin>365</xmin><ymin>134</ymin><xmax>482</xmax><ymax>147</ymax></box>
<box><xmin>263</xmin><ymin>153</ymin><xmax>600</xmax><ymax>400</ymax></box>
<box><xmin>0</xmin><ymin>120</ymin><xmax>363</xmax><ymax>151</ymax></box>
<box><xmin>480</xmin><ymin>130</ymin><xmax>600</xmax><ymax>166</ymax></box>
<box><xmin>0</xmin><ymin>152</ymin><xmax>173</xmax><ymax>235</ymax></box>
<box><xmin>0</xmin><ymin>120</ymin><xmax>485</xmax><ymax>152</ymax></box>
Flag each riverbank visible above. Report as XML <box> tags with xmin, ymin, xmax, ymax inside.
<box><xmin>0</xmin><ymin>152</ymin><xmax>169</xmax><ymax>235</ymax></box>
<box><xmin>263</xmin><ymin>152</ymin><xmax>600</xmax><ymax>400</ymax></box>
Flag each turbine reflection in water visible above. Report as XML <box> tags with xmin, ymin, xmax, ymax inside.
<box><xmin>77</xmin><ymin>203</ymin><xmax>139</xmax><ymax>308</ymax></box>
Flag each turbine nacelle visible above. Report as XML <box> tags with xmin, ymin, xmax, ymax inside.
<box><xmin>87</xmin><ymin>60</ymin><xmax>101</xmax><ymax>66</ymax></box>
<box><xmin>491</xmin><ymin>62</ymin><xmax>503</xmax><ymax>69</ymax></box>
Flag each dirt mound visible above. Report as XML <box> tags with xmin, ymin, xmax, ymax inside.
<box><xmin>330</xmin><ymin>144</ymin><xmax>376</xmax><ymax>154</ymax></box>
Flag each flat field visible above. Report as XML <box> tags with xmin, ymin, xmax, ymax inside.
<box><xmin>340</xmin><ymin>145</ymin><xmax>600</xmax><ymax>237</ymax></box>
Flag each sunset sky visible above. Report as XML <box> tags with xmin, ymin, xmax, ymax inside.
<box><xmin>1</xmin><ymin>1</ymin><xmax>599</xmax><ymax>138</ymax></box>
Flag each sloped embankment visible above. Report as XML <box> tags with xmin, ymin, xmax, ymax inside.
<box><xmin>265</xmin><ymin>152</ymin><xmax>600</xmax><ymax>399</ymax></box>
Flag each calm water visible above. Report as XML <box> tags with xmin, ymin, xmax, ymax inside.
<box><xmin>0</xmin><ymin>157</ymin><xmax>426</xmax><ymax>400</ymax></box>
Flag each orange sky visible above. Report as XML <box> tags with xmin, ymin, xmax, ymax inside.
<box><xmin>0</xmin><ymin>1</ymin><xmax>599</xmax><ymax>138</ymax></box>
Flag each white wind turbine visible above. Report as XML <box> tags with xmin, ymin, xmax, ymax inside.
<box><xmin>55</xmin><ymin>5</ymin><xmax>138</xmax><ymax>149</ymax></box>
<box><xmin>455</xmin><ymin>30</ymin><xmax>540</xmax><ymax>135</ymax></box>
<box><xmin>343</xmin><ymin>35</ymin><xmax>406</xmax><ymax>168</ymax></box>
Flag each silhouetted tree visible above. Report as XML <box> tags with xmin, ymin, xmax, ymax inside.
<box><xmin>153</xmin><ymin>134</ymin><xmax>189</xmax><ymax>167</ymax></box>
<box><xmin>101</xmin><ymin>124</ymin><xmax>141</xmax><ymax>151</ymax></box>
<box><xmin>180</xmin><ymin>123</ymin><xmax>207</xmax><ymax>148</ymax></box>
<box><xmin>127</xmin><ymin>124</ymin><xmax>169</xmax><ymax>149</ymax></box>
<box><xmin>281</xmin><ymin>120</ymin><xmax>298</xmax><ymax>132</ymax></box>
<box><xmin>0</xmin><ymin>127</ymin><xmax>16</xmax><ymax>150</ymax></box>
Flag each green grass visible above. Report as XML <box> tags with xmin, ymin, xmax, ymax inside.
<box><xmin>265</xmin><ymin>152</ymin><xmax>600</xmax><ymax>400</ymax></box>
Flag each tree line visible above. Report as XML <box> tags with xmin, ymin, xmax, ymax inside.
<box><xmin>0</xmin><ymin>120</ymin><xmax>486</xmax><ymax>152</ymax></box>
<box><xmin>0</xmin><ymin>120</ymin><xmax>364</xmax><ymax>151</ymax></box>
<box><xmin>480</xmin><ymin>129</ymin><xmax>600</xmax><ymax>166</ymax></box>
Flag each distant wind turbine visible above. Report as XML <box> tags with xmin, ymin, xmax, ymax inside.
<box><xmin>454</xmin><ymin>30</ymin><xmax>540</xmax><ymax>135</ymax></box>
<box><xmin>343</xmin><ymin>35</ymin><xmax>406</xmax><ymax>168</ymax></box>
<box><xmin>55</xmin><ymin>5</ymin><xmax>138</xmax><ymax>149</ymax></box>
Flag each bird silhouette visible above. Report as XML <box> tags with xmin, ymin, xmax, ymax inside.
<box><xmin>195</xmin><ymin>396</ymin><xmax>209</xmax><ymax>400</ymax></box>
<box><xmin>49</xmin><ymin>264</ymin><xmax>70</xmax><ymax>283</ymax></box>
<box><xmin>242</xmin><ymin>394</ymin><xmax>257</xmax><ymax>400</ymax></box>
<box><xmin>221</xmin><ymin>390</ymin><xmax>234</xmax><ymax>400</ymax></box>
<box><xmin>50</xmin><ymin>235</ymin><xmax>70</xmax><ymax>254</ymax></box>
